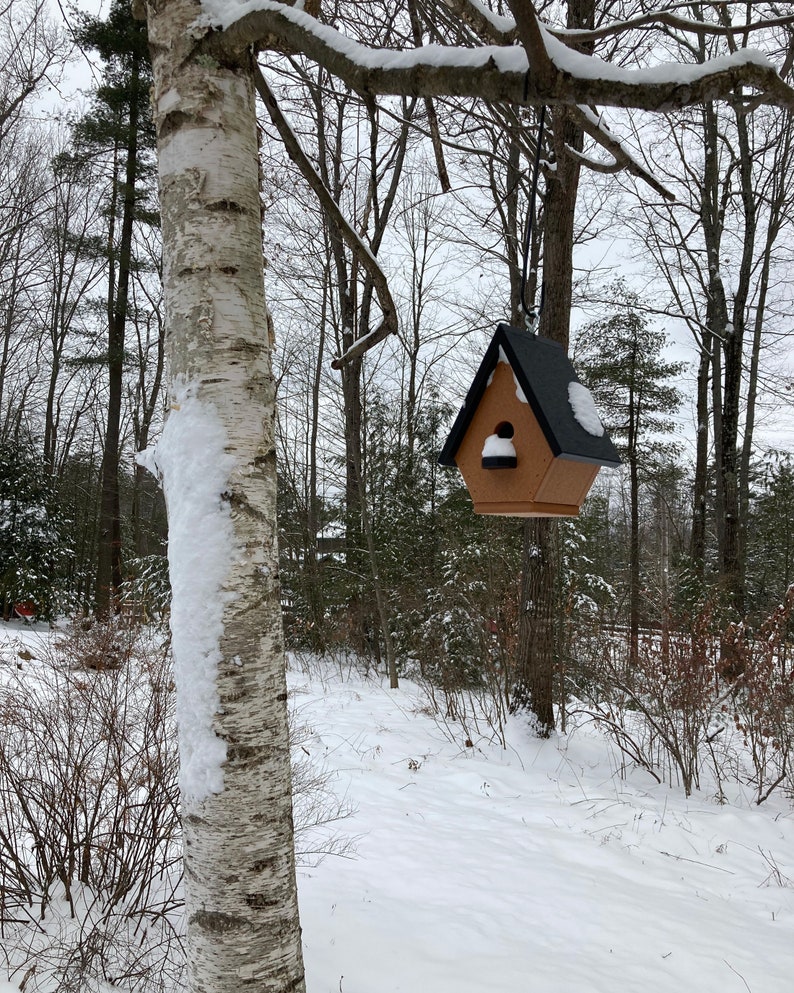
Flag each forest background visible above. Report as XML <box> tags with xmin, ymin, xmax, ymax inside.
<box><xmin>2</xmin><ymin>0</ymin><xmax>794</xmax><ymax>728</ymax></box>
<box><xmin>3</xmin><ymin>2</ymin><xmax>794</xmax><ymax>991</ymax></box>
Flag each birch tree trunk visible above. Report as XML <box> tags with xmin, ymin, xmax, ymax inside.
<box><xmin>142</xmin><ymin>1</ymin><xmax>305</xmax><ymax>989</ymax></box>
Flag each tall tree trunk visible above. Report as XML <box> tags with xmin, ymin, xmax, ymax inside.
<box><xmin>0</xmin><ymin>251</ymin><xmax>23</xmax><ymax>443</ymax></box>
<box><xmin>739</xmin><ymin>231</ymin><xmax>773</xmax><ymax>573</ymax></box>
<box><xmin>699</xmin><ymin>99</ymin><xmax>731</xmax><ymax>604</ymax></box>
<box><xmin>659</xmin><ymin>488</ymin><xmax>670</xmax><ymax>665</ymax></box>
<box><xmin>739</xmin><ymin>112</ymin><xmax>793</xmax><ymax>563</ymax></box>
<box><xmin>628</xmin><ymin>404</ymin><xmax>640</xmax><ymax>665</ymax></box>
<box><xmin>690</xmin><ymin>328</ymin><xmax>710</xmax><ymax>575</ymax></box>
<box><xmin>514</xmin><ymin>0</ymin><xmax>590</xmax><ymax>731</ymax></box>
<box><xmin>515</xmin><ymin>517</ymin><xmax>558</xmax><ymax>732</ymax></box>
<box><xmin>304</xmin><ymin>284</ymin><xmax>326</xmax><ymax>646</ymax></box>
<box><xmin>96</xmin><ymin>63</ymin><xmax>142</xmax><ymax>616</ymax></box>
<box><xmin>144</xmin><ymin>1</ymin><xmax>305</xmax><ymax>990</ymax></box>
<box><xmin>132</xmin><ymin>307</ymin><xmax>166</xmax><ymax>558</ymax></box>
<box><xmin>720</xmin><ymin>100</ymin><xmax>756</xmax><ymax>617</ymax></box>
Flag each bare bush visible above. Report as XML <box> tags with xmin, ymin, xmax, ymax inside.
<box><xmin>0</xmin><ymin>626</ymin><xmax>356</xmax><ymax>990</ymax></box>
<box><xmin>290</xmin><ymin>709</ymin><xmax>356</xmax><ymax>866</ymax></box>
<box><xmin>570</xmin><ymin>610</ymin><xmax>730</xmax><ymax>796</ymax></box>
<box><xmin>723</xmin><ymin>590</ymin><xmax>794</xmax><ymax>804</ymax></box>
<box><xmin>0</xmin><ymin>620</ymin><xmax>183</xmax><ymax>992</ymax></box>
<box><xmin>411</xmin><ymin>617</ymin><xmax>514</xmax><ymax>750</ymax></box>
<box><xmin>570</xmin><ymin>596</ymin><xmax>794</xmax><ymax>804</ymax></box>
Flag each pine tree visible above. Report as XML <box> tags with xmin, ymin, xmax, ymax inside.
<box><xmin>72</xmin><ymin>0</ymin><xmax>156</xmax><ymax>617</ymax></box>
<box><xmin>746</xmin><ymin>454</ymin><xmax>794</xmax><ymax>619</ymax></box>
<box><xmin>0</xmin><ymin>438</ymin><xmax>70</xmax><ymax>620</ymax></box>
<box><xmin>576</xmin><ymin>283</ymin><xmax>684</xmax><ymax>661</ymax></box>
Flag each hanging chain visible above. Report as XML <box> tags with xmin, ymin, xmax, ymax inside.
<box><xmin>520</xmin><ymin>104</ymin><xmax>547</xmax><ymax>333</ymax></box>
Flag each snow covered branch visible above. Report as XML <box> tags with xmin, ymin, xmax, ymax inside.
<box><xmin>570</xmin><ymin>106</ymin><xmax>676</xmax><ymax>202</ymax></box>
<box><xmin>198</xmin><ymin>1</ymin><xmax>794</xmax><ymax>112</ymax></box>
<box><xmin>440</xmin><ymin>0</ymin><xmax>517</xmax><ymax>45</ymax></box>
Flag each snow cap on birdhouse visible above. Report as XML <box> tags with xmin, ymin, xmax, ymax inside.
<box><xmin>439</xmin><ymin>324</ymin><xmax>620</xmax><ymax>517</ymax></box>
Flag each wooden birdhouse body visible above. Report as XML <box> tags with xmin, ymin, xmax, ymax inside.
<box><xmin>439</xmin><ymin>325</ymin><xmax>620</xmax><ymax>517</ymax></box>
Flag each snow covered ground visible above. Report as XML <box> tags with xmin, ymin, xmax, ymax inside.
<box><xmin>291</xmin><ymin>655</ymin><xmax>794</xmax><ymax>993</ymax></box>
<box><xmin>1</xmin><ymin>622</ymin><xmax>792</xmax><ymax>993</ymax></box>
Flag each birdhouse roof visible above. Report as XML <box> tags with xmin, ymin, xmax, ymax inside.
<box><xmin>439</xmin><ymin>324</ymin><xmax>621</xmax><ymax>468</ymax></box>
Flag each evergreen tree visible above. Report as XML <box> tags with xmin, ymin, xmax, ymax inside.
<box><xmin>575</xmin><ymin>283</ymin><xmax>684</xmax><ymax>660</ymax></box>
<box><xmin>746</xmin><ymin>453</ymin><xmax>794</xmax><ymax>619</ymax></box>
<box><xmin>0</xmin><ymin>439</ymin><xmax>71</xmax><ymax>620</ymax></box>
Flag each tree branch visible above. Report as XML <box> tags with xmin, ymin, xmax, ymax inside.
<box><xmin>442</xmin><ymin>0</ymin><xmax>794</xmax><ymax>47</ymax></box>
<box><xmin>200</xmin><ymin>2</ymin><xmax>794</xmax><ymax>111</ymax></box>
<box><xmin>505</xmin><ymin>0</ymin><xmax>556</xmax><ymax>95</ymax></box>
<box><xmin>440</xmin><ymin>0</ymin><xmax>518</xmax><ymax>45</ymax></box>
<box><xmin>252</xmin><ymin>64</ymin><xmax>398</xmax><ymax>369</ymax></box>
<box><xmin>408</xmin><ymin>0</ymin><xmax>451</xmax><ymax>193</ymax></box>
<box><xmin>570</xmin><ymin>106</ymin><xmax>676</xmax><ymax>201</ymax></box>
<box><xmin>550</xmin><ymin>7</ymin><xmax>794</xmax><ymax>46</ymax></box>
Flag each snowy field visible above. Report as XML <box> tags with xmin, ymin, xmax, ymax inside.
<box><xmin>290</xmin><ymin>655</ymin><xmax>794</xmax><ymax>993</ymax></box>
<box><xmin>1</xmin><ymin>622</ymin><xmax>793</xmax><ymax>993</ymax></box>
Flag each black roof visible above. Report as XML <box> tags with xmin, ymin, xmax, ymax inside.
<box><xmin>439</xmin><ymin>324</ymin><xmax>621</xmax><ymax>468</ymax></box>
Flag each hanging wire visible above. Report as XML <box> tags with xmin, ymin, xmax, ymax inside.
<box><xmin>520</xmin><ymin>104</ymin><xmax>547</xmax><ymax>333</ymax></box>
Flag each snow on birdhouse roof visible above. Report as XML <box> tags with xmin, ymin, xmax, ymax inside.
<box><xmin>439</xmin><ymin>323</ymin><xmax>621</xmax><ymax>469</ymax></box>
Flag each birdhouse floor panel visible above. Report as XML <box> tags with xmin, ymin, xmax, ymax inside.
<box><xmin>472</xmin><ymin>500</ymin><xmax>580</xmax><ymax>517</ymax></box>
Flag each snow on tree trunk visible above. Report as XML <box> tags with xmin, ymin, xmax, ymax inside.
<box><xmin>144</xmin><ymin>1</ymin><xmax>305</xmax><ymax>989</ymax></box>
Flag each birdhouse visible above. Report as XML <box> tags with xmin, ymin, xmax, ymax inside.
<box><xmin>439</xmin><ymin>324</ymin><xmax>620</xmax><ymax>517</ymax></box>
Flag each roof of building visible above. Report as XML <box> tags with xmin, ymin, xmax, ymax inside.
<box><xmin>439</xmin><ymin>323</ymin><xmax>622</xmax><ymax>468</ymax></box>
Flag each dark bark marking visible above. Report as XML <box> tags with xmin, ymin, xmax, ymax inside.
<box><xmin>206</xmin><ymin>198</ymin><xmax>247</xmax><ymax>214</ymax></box>
<box><xmin>191</xmin><ymin>909</ymin><xmax>246</xmax><ymax>933</ymax></box>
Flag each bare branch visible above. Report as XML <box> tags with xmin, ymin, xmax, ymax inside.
<box><xmin>550</xmin><ymin>6</ymin><xmax>794</xmax><ymax>46</ymax></box>
<box><xmin>252</xmin><ymin>64</ymin><xmax>398</xmax><ymax>369</ymax></box>
<box><xmin>408</xmin><ymin>0</ymin><xmax>451</xmax><ymax>193</ymax></box>
<box><xmin>570</xmin><ymin>106</ymin><xmax>676</xmax><ymax>201</ymax></box>
<box><xmin>422</xmin><ymin>1</ymin><xmax>794</xmax><ymax>52</ymax></box>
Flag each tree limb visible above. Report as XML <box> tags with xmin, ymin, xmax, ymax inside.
<box><xmin>408</xmin><ymin>0</ymin><xmax>451</xmax><ymax>193</ymax></box>
<box><xmin>252</xmin><ymin>64</ymin><xmax>398</xmax><ymax>369</ymax></box>
<box><xmin>505</xmin><ymin>0</ymin><xmax>556</xmax><ymax>95</ymax></box>
<box><xmin>201</xmin><ymin>2</ymin><xmax>794</xmax><ymax>111</ymax></box>
<box><xmin>551</xmin><ymin>7</ymin><xmax>794</xmax><ymax>46</ymax></box>
<box><xmin>440</xmin><ymin>0</ymin><xmax>518</xmax><ymax>45</ymax></box>
<box><xmin>443</xmin><ymin>0</ymin><xmax>794</xmax><ymax>47</ymax></box>
<box><xmin>570</xmin><ymin>106</ymin><xmax>676</xmax><ymax>201</ymax></box>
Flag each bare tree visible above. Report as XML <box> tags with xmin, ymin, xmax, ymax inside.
<box><xmin>38</xmin><ymin>148</ymin><xmax>107</xmax><ymax>475</ymax></box>
<box><xmin>0</xmin><ymin>0</ymin><xmax>67</xmax><ymax>144</ymax></box>
<box><xmin>623</xmin><ymin>4</ymin><xmax>794</xmax><ymax>613</ymax></box>
<box><xmin>0</xmin><ymin>125</ymin><xmax>47</xmax><ymax>437</ymax></box>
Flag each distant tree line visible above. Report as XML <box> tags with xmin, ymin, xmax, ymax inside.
<box><xmin>0</xmin><ymin>0</ymin><xmax>166</xmax><ymax>620</ymax></box>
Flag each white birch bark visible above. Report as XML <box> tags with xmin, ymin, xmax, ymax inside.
<box><xmin>143</xmin><ymin>1</ymin><xmax>305</xmax><ymax>989</ymax></box>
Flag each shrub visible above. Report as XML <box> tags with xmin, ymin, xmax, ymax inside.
<box><xmin>570</xmin><ymin>596</ymin><xmax>794</xmax><ymax>803</ymax></box>
<box><xmin>0</xmin><ymin>622</ymin><xmax>183</xmax><ymax>991</ymax></box>
<box><xmin>0</xmin><ymin>623</ymin><xmax>354</xmax><ymax>991</ymax></box>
